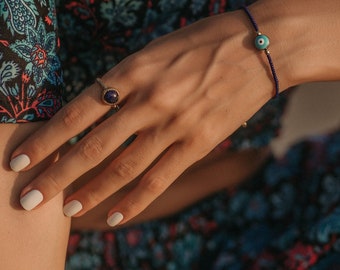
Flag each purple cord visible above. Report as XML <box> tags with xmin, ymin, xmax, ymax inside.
<box><xmin>242</xmin><ymin>5</ymin><xmax>279</xmax><ymax>98</ymax></box>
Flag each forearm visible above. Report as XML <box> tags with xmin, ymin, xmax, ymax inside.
<box><xmin>0</xmin><ymin>124</ymin><xmax>70</xmax><ymax>270</ymax></box>
<box><xmin>8</xmin><ymin>0</ymin><xmax>339</xmax><ymax>229</ymax></box>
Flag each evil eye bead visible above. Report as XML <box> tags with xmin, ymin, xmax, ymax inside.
<box><xmin>254</xmin><ymin>34</ymin><xmax>270</xmax><ymax>50</ymax></box>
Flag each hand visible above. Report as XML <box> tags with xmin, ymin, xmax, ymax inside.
<box><xmin>9</xmin><ymin>6</ymin><xmax>290</xmax><ymax>227</ymax></box>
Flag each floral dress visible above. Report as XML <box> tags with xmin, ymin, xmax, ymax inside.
<box><xmin>0</xmin><ymin>0</ymin><xmax>63</xmax><ymax>122</ymax></box>
<box><xmin>1</xmin><ymin>0</ymin><xmax>339</xmax><ymax>269</ymax></box>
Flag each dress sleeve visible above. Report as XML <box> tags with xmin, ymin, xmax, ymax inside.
<box><xmin>0</xmin><ymin>0</ymin><xmax>63</xmax><ymax>123</ymax></box>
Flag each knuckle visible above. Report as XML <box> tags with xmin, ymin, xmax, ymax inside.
<box><xmin>60</xmin><ymin>104</ymin><xmax>83</xmax><ymax>128</ymax></box>
<box><xmin>184</xmin><ymin>133</ymin><xmax>216</xmax><ymax>159</ymax></box>
<box><xmin>148</xmin><ymin>93</ymin><xmax>176</xmax><ymax>115</ymax></box>
<box><xmin>85</xmin><ymin>188</ymin><xmax>101</xmax><ymax>209</ymax></box>
<box><xmin>29</xmin><ymin>137</ymin><xmax>48</xmax><ymax>157</ymax></box>
<box><xmin>123</xmin><ymin>196</ymin><xmax>141</xmax><ymax>215</ymax></box>
<box><xmin>128</xmin><ymin>52</ymin><xmax>149</xmax><ymax>68</ymax></box>
<box><xmin>143</xmin><ymin>175</ymin><xmax>168</xmax><ymax>195</ymax></box>
<box><xmin>78</xmin><ymin>135</ymin><xmax>104</xmax><ymax>163</ymax></box>
<box><xmin>194</xmin><ymin>126</ymin><xmax>218</xmax><ymax>146</ymax></box>
<box><xmin>45</xmin><ymin>173</ymin><xmax>63</xmax><ymax>193</ymax></box>
<box><xmin>111</xmin><ymin>159</ymin><xmax>137</xmax><ymax>179</ymax></box>
<box><xmin>116</xmin><ymin>53</ymin><xmax>150</xmax><ymax>84</ymax></box>
<box><xmin>129</xmin><ymin>49</ymin><xmax>155</xmax><ymax>70</ymax></box>
<box><xmin>199</xmin><ymin>130</ymin><xmax>216</xmax><ymax>146</ymax></box>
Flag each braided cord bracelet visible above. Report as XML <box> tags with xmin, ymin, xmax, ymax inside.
<box><xmin>242</xmin><ymin>6</ymin><xmax>279</xmax><ymax>98</ymax></box>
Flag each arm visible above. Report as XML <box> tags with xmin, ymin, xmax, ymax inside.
<box><xmin>9</xmin><ymin>0</ymin><xmax>340</xmax><ymax>227</ymax></box>
<box><xmin>249</xmin><ymin>0</ymin><xmax>340</xmax><ymax>85</ymax></box>
<box><xmin>0</xmin><ymin>124</ymin><xmax>70</xmax><ymax>270</ymax></box>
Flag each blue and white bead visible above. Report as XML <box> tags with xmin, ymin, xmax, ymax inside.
<box><xmin>255</xmin><ymin>34</ymin><xmax>270</xmax><ymax>50</ymax></box>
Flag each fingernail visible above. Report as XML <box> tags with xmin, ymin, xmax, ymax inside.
<box><xmin>20</xmin><ymin>190</ymin><xmax>43</xmax><ymax>211</ymax></box>
<box><xmin>107</xmin><ymin>212</ymin><xmax>124</xmax><ymax>227</ymax></box>
<box><xmin>10</xmin><ymin>154</ymin><xmax>31</xmax><ymax>172</ymax></box>
<box><xmin>63</xmin><ymin>200</ymin><xmax>83</xmax><ymax>217</ymax></box>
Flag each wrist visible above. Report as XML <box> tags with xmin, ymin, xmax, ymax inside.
<box><xmin>249</xmin><ymin>0</ymin><xmax>340</xmax><ymax>90</ymax></box>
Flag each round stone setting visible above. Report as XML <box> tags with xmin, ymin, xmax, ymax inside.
<box><xmin>102</xmin><ymin>88</ymin><xmax>119</xmax><ymax>106</ymax></box>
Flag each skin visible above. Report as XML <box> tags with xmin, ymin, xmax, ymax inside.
<box><xmin>0</xmin><ymin>124</ymin><xmax>70</xmax><ymax>270</ymax></box>
<box><xmin>0</xmin><ymin>124</ymin><xmax>267</xmax><ymax>268</ymax></box>
<box><xmin>71</xmin><ymin>147</ymin><xmax>270</xmax><ymax>230</ymax></box>
<box><xmin>9</xmin><ymin>0</ymin><xmax>340</xmax><ymax>228</ymax></box>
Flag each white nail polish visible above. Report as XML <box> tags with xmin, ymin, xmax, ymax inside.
<box><xmin>63</xmin><ymin>200</ymin><xmax>83</xmax><ymax>217</ymax></box>
<box><xmin>10</xmin><ymin>154</ymin><xmax>31</xmax><ymax>172</ymax></box>
<box><xmin>107</xmin><ymin>212</ymin><xmax>124</xmax><ymax>227</ymax></box>
<box><xmin>20</xmin><ymin>190</ymin><xmax>43</xmax><ymax>211</ymax></box>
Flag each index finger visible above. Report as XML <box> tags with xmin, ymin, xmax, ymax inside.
<box><xmin>9</xmin><ymin>78</ymin><xmax>124</xmax><ymax>172</ymax></box>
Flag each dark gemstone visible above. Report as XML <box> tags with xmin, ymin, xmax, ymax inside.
<box><xmin>103</xmin><ymin>89</ymin><xmax>119</xmax><ymax>105</ymax></box>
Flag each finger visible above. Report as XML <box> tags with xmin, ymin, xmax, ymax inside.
<box><xmin>105</xmin><ymin>140</ymin><xmax>206</xmax><ymax>227</ymax></box>
<box><xmin>18</xmin><ymin>103</ymin><xmax>152</xmax><ymax>211</ymax></box>
<box><xmin>62</xmin><ymin>130</ymin><xmax>172</xmax><ymax>217</ymax></box>
<box><xmin>9</xmin><ymin>78</ymin><xmax>127</xmax><ymax>172</ymax></box>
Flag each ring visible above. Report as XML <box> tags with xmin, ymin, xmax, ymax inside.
<box><xmin>96</xmin><ymin>78</ymin><xmax>120</xmax><ymax>109</ymax></box>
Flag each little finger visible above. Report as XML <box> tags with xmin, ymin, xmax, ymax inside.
<box><xmin>105</xmin><ymin>141</ymin><xmax>206</xmax><ymax>227</ymax></box>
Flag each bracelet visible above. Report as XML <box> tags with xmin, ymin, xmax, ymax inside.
<box><xmin>242</xmin><ymin>5</ymin><xmax>279</xmax><ymax>98</ymax></box>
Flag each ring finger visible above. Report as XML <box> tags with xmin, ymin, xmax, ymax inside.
<box><xmin>62</xmin><ymin>129</ymin><xmax>174</xmax><ymax>217</ymax></box>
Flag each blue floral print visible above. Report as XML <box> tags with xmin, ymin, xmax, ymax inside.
<box><xmin>100</xmin><ymin>0</ymin><xmax>144</xmax><ymax>28</ymax></box>
<box><xmin>0</xmin><ymin>0</ymin><xmax>38</xmax><ymax>35</ymax></box>
<box><xmin>2</xmin><ymin>1</ymin><xmax>339</xmax><ymax>269</ymax></box>
<box><xmin>10</xmin><ymin>19</ymin><xmax>60</xmax><ymax>87</ymax></box>
<box><xmin>0</xmin><ymin>0</ymin><xmax>62</xmax><ymax>122</ymax></box>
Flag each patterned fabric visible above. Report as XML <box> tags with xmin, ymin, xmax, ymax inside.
<box><xmin>56</xmin><ymin>0</ymin><xmax>253</xmax><ymax>101</ymax></box>
<box><xmin>67</xmin><ymin>130</ymin><xmax>340</xmax><ymax>270</ymax></box>
<box><xmin>3</xmin><ymin>1</ymin><xmax>339</xmax><ymax>269</ymax></box>
<box><xmin>0</xmin><ymin>0</ymin><xmax>63</xmax><ymax>122</ymax></box>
